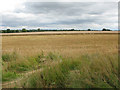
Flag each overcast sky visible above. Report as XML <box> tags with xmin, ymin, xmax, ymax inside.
<box><xmin>0</xmin><ymin>0</ymin><xmax>118</xmax><ymax>30</ymax></box>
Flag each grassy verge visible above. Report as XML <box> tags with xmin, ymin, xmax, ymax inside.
<box><xmin>2</xmin><ymin>51</ymin><xmax>62</xmax><ymax>82</ymax></box>
<box><xmin>19</xmin><ymin>52</ymin><xmax>119</xmax><ymax>88</ymax></box>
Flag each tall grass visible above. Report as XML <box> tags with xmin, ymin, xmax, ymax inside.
<box><xmin>2</xmin><ymin>72</ymin><xmax>18</xmax><ymax>82</ymax></box>
<box><xmin>66</xmin><ymin>54</ymin><xmax>118</xmax><ymax>88</ymax></box>
<box><xmin>2</xmin><ymin>51</ymin><xmax>46</xmax><ymax>82</ymax></box>
<box><xmin>2</xmin><ymin>51</ymin><xmax>63</xmax><ymax>82</ymax></box>
<box><xmin>2</xmin><ymin>52</ymin><xmax>18</xmax><ymax>62</ymax></box>
<box><xmin>21</xmin><ymin>52</ymin><xmax>119</xmax><ymax>88</ymax></box>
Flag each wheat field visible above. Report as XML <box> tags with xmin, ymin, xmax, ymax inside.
<box><xmin>2</xmin><ymin>34</ymin><xmax>118</xmax><ymax>57</ymax></box>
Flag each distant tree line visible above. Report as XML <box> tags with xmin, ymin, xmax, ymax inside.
<box><xmin>102</xmin><ymin>28</ymin><xmax>111</xmax><ymax>31</ymax></box>
<box><xmin>1</xmin><ymin>28</ymin><xmax>112</xmax><ymax>33</ymax></box>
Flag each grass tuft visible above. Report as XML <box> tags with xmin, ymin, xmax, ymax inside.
<box><xmin>2</xmin><ymin>52</ymin><xmax>18</xmax><ymax>62</ymax></box>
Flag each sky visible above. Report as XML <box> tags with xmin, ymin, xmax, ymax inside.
<box><xmin>0</xmin><ymin>0</ymin><xmax>118</xmax><ymax>30</ymax></box>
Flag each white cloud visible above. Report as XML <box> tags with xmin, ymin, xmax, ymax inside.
<box><xmin>0</xmin><ymin>0</ymin><xmax>26</xmax><ymax>13</ymax></box>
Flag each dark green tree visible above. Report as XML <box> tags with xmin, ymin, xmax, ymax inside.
<box><xmin>7</xmin><ymin>29</ymin><xmax>11</xmax><ymax>33</ymax></box>
<box><xmin>38</xmin><ymin>28</ymin><xmax>40</xmax><ymax>31</ymax></box>
<box><xmin>88</xmin><ymin>29</ymin><xmax>91</xmax><ymax>31</ymax></box>
<box><xmin>107</xmin><ymin>29</ymin><xmax>111</xmax><ymax>31</ymax></box>
<box><xmin>70</xmin><ymin>29</ymin><xmax>74</xmax><ymax>31</ymax></box>
<box><xmin>16</xmin><ymin>30</ymin><xmax>19</xmax><ymax>33</ymax></box>
<box><xmin>102</xmin><ymin>28</ymin><xmax>107</xmax><ymax>31</ymax></box>
<box><xmin>22</xmin><ymin>28</ymin><xmax>27</xmax><ymax>32</ymax></box>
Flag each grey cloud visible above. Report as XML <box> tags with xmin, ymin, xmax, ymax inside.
<box><xmin>17</xmin><ymin>2</ymin><xmax>117</xmax><ymax>16</ymax></box>
<box><xmin>2</xmin><ymin>14</ymin><xmax>49</xmax><ymax>27</ymax></box>
<box><xmin>2</xmin><ymin>2</ymin><xmax>118</xmax><ymax>29</ymax></box>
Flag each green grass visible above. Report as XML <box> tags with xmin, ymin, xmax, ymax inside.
<box><xmin>2</xmin><ymin>51</ymin><xmax>119</xmax><ymax>88</ymax></box>
<box><xmin>2</xmin><ymin>71</ymin><xmax>19</xmax><ymax>82</ymax></box>
<box><xmin>2</xmin><ymin>52</ymin><xmax>18</xmax><ymax>62</ymax></box>
<box><xmin>2</xmin><ymin>51</ymin><xmax>63</xmax><ymax>82</ymax></box>
<box><xmin>66</xmin><ymin>54</ymin><xmax>118</xmax><ymax>88</ymax></box>
<box><xmin>20</xmin><ymin>52</ymin><xmax>119</xmax><ymax>88</ymax></box>
<box><xmin>2</xmin><ymin>52</ymin><xmax>42</xmax><ymax>82</ymax></box>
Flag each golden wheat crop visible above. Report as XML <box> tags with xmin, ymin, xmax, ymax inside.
<box><xmin>2</xmin><ymin>34</ymin><xmax>118</xmax><ymax>57</ymax></box>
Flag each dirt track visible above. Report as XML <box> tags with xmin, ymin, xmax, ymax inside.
<box><xmin>1</xmin><ymin>31</ymin><xmax>118</xmax><ymax>36</ymax></box>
